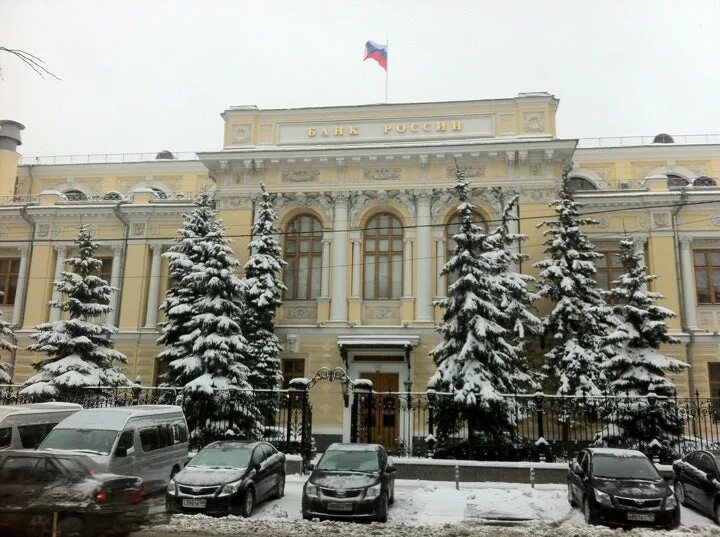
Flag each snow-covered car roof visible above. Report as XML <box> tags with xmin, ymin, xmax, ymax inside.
<box><xmin>586</xmin><ymin>448</ymin><xmax>647</xmax><ymax>458</ymax></box>
<box><xmin>326</xmin><ymin>443</ymin><xmax>381</xmax><ymax>452</ymax></box>
<box><xmin>53</xmin><ymin>405</ymin><xmax>183</xmax><ymax>431</ymax></box>
<box><xmin>0</xmin><ymin>402</ymin><xmax>82</xmax><ymax>420</ymax></box>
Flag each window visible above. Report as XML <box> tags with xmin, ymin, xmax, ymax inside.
<box><xmin>363</xmin><ymin>213</ymin><xmax>403</xmax><ymax>299</ymax></box>
<box><xmin>0</xmin><ymin>427</ymin><xmax>10</xmax><ymax>448</ymax></box>
<box><xmin>445</xmin><ymin>211</ymin><xmax>487</xmax><ymax>286</ymax></box>
<box><xmin>117</xmin><ymin>430</ymin><xmax>134</xmax><ymax>451</ymax></box>
<box><xmin>139</xmin><ymin>427</ymin><xmax>160</xmax><ymax>452</ymax></box>
<box><xmin>17</xmin><ymin>423</ymin><xmax>58</xmax><ymax>449</ymax></box>
<box><xmin>697</xmin><ymin>454</ymin><xmax>718</xmax><ymax>475</ymax></box>
<box><xmin>0</xmin><ymin>258</ymin><xmax>20</xmax><ymax>305</ymax></box>
<box><xmin>34</xmin><ymin>458</ymin><xmax>63</xmax><ymax>483</ymax></box>
<box><xmin>173</xmin><ymin>422</ymin><xmax>188</xmax><ymax>444</ymax></box>
<box><xmin>98</xmin><ymin>257</ymin><xmax>113</xmax><ymax>282</ymax></box>
<box><xmin>64</xmin><ymin>189</ymin><xmax>87</xmax><ymax>201</ymax></box>
<box><xmin>284</xmin><ymin>214</ymin><xmax>323</xmax><ymax>300</ymax></box>
<box><xmin>0</xmin><ymin>456</ymin><xmax>40</xmax><ymax>483</ymax></box>
<box><xmin>694</xmin><ymin>250</ymin><xmax>720</xmax><ymax>304</ymax></box>
<box><xmin>282</xmin><ymin>358</ymin><xmax>305</xmax><ymax>388</ymax></box>
<box><xmin>568</xmin><ymin>177</ymin><xmax>598</xmax><ymax>192</ymax></box>
<box><xmin>596</xmin><ymin>250</ymin><xmax>623</xmax><ymax>290</ymax></box>
<box><xmin>709</xmin><ymin>363</ymin><xmax>720</xmax><ymax>399</ymax></box>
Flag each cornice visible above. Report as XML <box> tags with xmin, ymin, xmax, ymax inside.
<box><xmin>17</xmin><ymin>159</ymin><xmax>208</xmax><ymax>177</ymax></box>
<box><xmin>575</xmin><ymin>144</ymin><xmax>720</xmax><ymax>161</ymax></box>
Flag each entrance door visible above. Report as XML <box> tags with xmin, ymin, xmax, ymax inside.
<box><xmin>360</xmin><ymin>373</ymin><xmax>399</xmax><ymax>452</ymax></box>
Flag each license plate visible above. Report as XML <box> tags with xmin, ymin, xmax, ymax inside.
<box><xmin>182</xmin><ymin>498</ymin><xmax>207</xmax><ymax>509</ymax></box>
<box><xmin>627</xmin><ymin>512</ymin><xmax>655</xmax><ymax>522</ymax></box>
<box><xmin>327</xmin><ymin>502</ymin><xmax>353</xmax><ymax>512</ymax></box>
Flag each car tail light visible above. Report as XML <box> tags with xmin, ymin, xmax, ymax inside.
<box><xmin>128</xmin><ymin>490</ymin><xmax>145</xmax><ymax>505</ymax></box>
<box><xmin>95</xmin><ymin>490</ymin><xmax>109</xmax><ymax>503</ymax></box>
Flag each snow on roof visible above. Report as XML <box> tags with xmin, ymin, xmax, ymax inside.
<box><xmin>588</xmin><ymin>448</ymin><xmax>646</xmax><ymax>458</ymax></box>
<box><xmin>0</xmin><ymin>402</ymin><xmax>82</xmax><ymax>420</ymax></box>
<box><xmin>327</xmin><ymin>443</ymin><xmax>380</xmax><ymax>452</ymax></box>
<box><xmin>55</xmin><ymin>405</ymin><xmax>183</xmax><ymax>431</ymax></box>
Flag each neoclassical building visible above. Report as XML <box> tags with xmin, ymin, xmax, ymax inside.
<box><xmin>1</xmin><ymin>92</ymin><xmax>719</xmax><ymax>447</ymax></box>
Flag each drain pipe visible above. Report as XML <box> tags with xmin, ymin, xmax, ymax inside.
<box><xmin>112</xmin><ymin>202</ymin><xmax>130</xmax><ymax>326</ymax></box>
<box><xmin>671</xmin><ymin>187</ymin><xmax>695</xmax><ymax>397</ymax></box>
<box><xmin>13</xmin><ymin>203</ymin><xmax>36</xmax><ymax>376</ymax></box>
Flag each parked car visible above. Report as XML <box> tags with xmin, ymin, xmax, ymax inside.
<box><xmin>166</xmin><ymin>440</ymin><xmax>285</xmax><ymax>517</ymax></box>
<box><xmin>0</xmin><ymin>449</ymin><xmax>147</xmax><ymax>537</ymax></box>
<box><xmin>38</xmin><ymin>405</ymin><xmax>188</xmax><ymax>494</ymax></box>
<box><xmin>0</xmin><ymin>403</ymin><xmax>82</xmax><ymax>450</ymax></box>
<box><xmin>567</xmin><ymin>448</ymin><xmax>679</xmax><ymax>529</ymax></box>
<box><xmin>673</xmin><ymin>449</ymin><xmax>720</xmax><ymax>521</ymax></box>
<box><xmin>302</xmin><ymin>443</ymin><xmax>396</xmax><ymax>522</ymax></box>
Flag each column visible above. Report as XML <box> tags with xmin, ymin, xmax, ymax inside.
<box><xmin>351</xmin><ymin>238</ymin><xmax>361</xmax><ymax>298</ymax></box>
<box><xmin>49</xmin><ymin>245</ymin><xmax>67</xmax><ymax>322</ymax></box>
<box><xmin>11</xmin><ymin>244</ymin><xmax>30</xmax><ymax>327</ymax></box>
<box><xmin>436</xmin><ymin>238</ymin><xmax>446</xmax><ymax>298</ymax></box>
<box><xmin>508</xmin><ymin>204</ymin><xmax>521</xmax><ymax>272</ymax></box>
<box><xmin>679</xmin><ymin>236</ymin><xmax>698</xmax><ymax>330</ymax></box>
<box><xmin>402</xmin><ymin>238</ymin><xmax>413</xmax><ymax>297</ymax></box>
<box><xmin>320</xmin><ymin>238</ymin><xmax>331</xmax><ymax>298</ymax></box>
<box><xmin>329</xmin><ymin>193</ymin><xmax>349</xmax><ymax>323</ymax></box>
<box><xmin>108</xmin><ymin>245</ymin><xmax>124</xmax><ymax>326</ymax></box>
<box><xmin>144</xmin><ymin>244</ymin><xmax>163</xmax><ymax>328</ymax></box>
<box><xmin>415</xmin><ymin>191</ymin><xmax>433</xmax><ymax>322</ymax></box>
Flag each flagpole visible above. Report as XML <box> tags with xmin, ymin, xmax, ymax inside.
<box><xmin>385</xmin><ymin>38</ymin><xmax>389</xmax><ymax>103</ymax></box>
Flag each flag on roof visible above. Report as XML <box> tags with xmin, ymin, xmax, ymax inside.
<box><xmin>364</xmin><ymin>40</ymin><xmax>388</xmax><ymax>71</ymax></box>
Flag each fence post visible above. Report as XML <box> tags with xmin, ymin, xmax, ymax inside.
<box><xmin>300</xmin><ymin>388</ymin><xmax>310</xmax><ymax>472</ymax></box>
<box><xmin>285</xmin><ymin>391</ymin><xmax>293</xmax><ymax>454</ymax></box>
<box><xmin>534</xmin><ymin>392</ymin><xmax>545</xmax><ymax>441</ymax></box>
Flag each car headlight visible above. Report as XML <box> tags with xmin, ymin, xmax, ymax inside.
<box><xmin>219</xmin><ymin>480</ymin><xmax>243</xmax><ymax>497</ymax></box>
<box><xmin>365</xmin><ymin>483</ymin><xmax>382</xmax><ymax>500</ymax></box>
<box><xmin>166</xmin><ymin>480</ymin><xmax>177</xmax><ymax>495</ymax></box>
<box><xmin>594</xmin><ymin>489</ymin><xmax>613</xmax><ymax>506</ymax></box>
<box><xmin>305</xmin><ymin>482</ymin><xmax>319</xmax><ymax>498</ymax></box>
<box><xmin>665</xmin><ymin>494</ymin><xmax>677</xmax><ymax>510</ymax></box>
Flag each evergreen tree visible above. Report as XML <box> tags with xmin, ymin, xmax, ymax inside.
<box><xmin>0</xmin><ymin>306</ymin><xmax>16</xmax><ymax>384</ymax></box>
<box><xmin>158</xmin><ymin>190</ymin><xmax>262</xmax><ymax>440</ymax></box>
<box><xmin>22</xmin><ymin>225</ymin><xmax>130</xmax><ymax>399</ymax></box>
<box><xmin>241</xmin><ymin>184</ymin><xmax>286</xmax><ymax>422</ymax></box>
<box><xmin>534</xmin><ymin>166</ymin><xmax>615</xmax><ymax>397</ymax></box>
<box><xmin>603</xmin><ymin>236</ymin><xmax>689</xmax><ymax>448</ymax></box>
<box><xmin>429</xmin><ymin>171</ymin><xmax>537</xmax><ymax>443</ymax></box>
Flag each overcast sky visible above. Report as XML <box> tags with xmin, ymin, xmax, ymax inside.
<box><xmin>1</xmin><ymin>0</ymin><xmax>719</xmax><ymax>157</ymax></box>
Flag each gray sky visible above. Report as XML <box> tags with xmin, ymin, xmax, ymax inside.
<box><xmin>1</xmin><ymin>0</ymin><xmax>719</xmax><ymax>157</ymax></box>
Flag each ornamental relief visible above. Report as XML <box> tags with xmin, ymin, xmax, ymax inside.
<box><xmin>363</xmin><ymin>302</ymin><xmax>400</xmax><ymax>321</ymax></box>
<box><xmin>271</xmin><ymin>191</ymin><xmax>334</xmax><ymax>225</ymax></box>
<box><xmin>363</xmin><ymin>168</ymin><xmax>402</xmax><ymax>181</ymax></box>
<box><xmin>281</xmin><ymin>169</ymin><xmax>320</xmax><ymax>183</ymax></box>
<box><xmin>522</xmin><ymin>112</ymin><xmax>546</xmax><ymax>133</ymax></box>
<box><xmin>282</xmin><ymin>303</ymin><xmax>317</xmax><ymax>321</ymax></box>
<box><xmin>445</xmin><ymin>165</ymin><xmax>486</xmax><ymax>179</ymax></box>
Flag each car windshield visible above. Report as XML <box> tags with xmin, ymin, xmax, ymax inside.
<box><xmin>317</xmin><ymin>449</ymin><xmax>379</xmax><ymax>472</ymax></box>
<box><xmin>592</xmin><ymin>455</ymin><xmax>660</xmax><ymax>480</ymax></box>
<box><xmin>189</xmin><ymin>446</ymin><xmax>251</xmax><ymax>469</ymax></box>
<box><xmin>40</xmin><ymin>429</ymin><xmax>117</xmax><ymax>455</ymax></box>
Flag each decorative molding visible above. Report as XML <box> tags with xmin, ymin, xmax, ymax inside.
<box><xmin>522</xmin><ymin>112</ymin><xmax>546</xmax><ymax>133</ymax></box>
<box><xmin>281</xmin><ymin>169</ymin><xmax>320</xmax><ymax>183</ymax></box>
<box><xmin>597</xmin><ymin>216</ymin><xmax>610</xmax><ymax>228</ymax></box>
<box><xmin>231</xmin><ymin>124</ymin><xmax>251</xmax><ymax>145</ymax></box>
<box><xmin>638</xmin><ymin>215</ymin><xmax>650</xmax><ymax>229</ymax></box>
<box><xmin>282</xmin><ymin>303</ymin><xmax>317</xmax><ymax>321</ymax></box>
<box><xmin>711</xmin><ymin>216</ymin><xmax>720</xmax><ymax>228</ymax></box>
<box><xmin>131</xmin><ymin>222</ymin><xmax>146</xmax><ymax>238</ymax></box>
<box><xmin>363</xmin><ymin>302</ymin><xmax>401</xmax><ymax>321</ymax></box>
<box><xmin>363</xmin><ymin>168</ymin><xmax>402</xmax><ymax>181</ymax></box>
<box><xmin>652</xmin><ymin>212</ymin><xmax>670</xmax><ymax>229</ymax></box>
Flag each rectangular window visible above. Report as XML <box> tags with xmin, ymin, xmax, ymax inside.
<box><xmin>0</xmin><ymin>258</ymin><xmax>20</xmax><ymax>305</ymax></box>
<box><xmin>695</xmin><ymin>250</ymin><xmax>720</xmax><ymax>304</ymax></box>
<box><xmin>595</xmin><ymin>250</ymin><xmax>623</xmax><ymax>291</ymax></box>
<box><xmin>98</xmin><ymin>257</ymin><xmax>113</xmax><ymax>283</ymax></box>
<box><xmin>281</xmin><ymin>358</ymin><xmax>305</xmax><ymax>388</ymax></box>
<box><xmin>709</xmin><ymin>363</ymin><xmax>720</xmax><ymax>399</ymax></box>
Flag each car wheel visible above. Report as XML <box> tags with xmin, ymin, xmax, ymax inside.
<box><xmin>273</xmin><ymin>474</ymin><xmax>286</xmax><ymax>499</ymax></box>
<box><xmin>375</xmin><ymin>492</ymin><xmax>388</xmax><ymax>523</ymax></box>
<box><xmin>674</xmin><ymin>481</ymin><xmax>687</xmax><ymax>507</ymax></box>
<box><xmin>583</xmin><ymin>497</ymin><xmax>597</xmax><ymax>526</ymax></box>
<box><xmin>26</xmin><ymin>514</ymin><xmax>53</xmax><ymax>537</ymax></box>
<box><xmin>240</xmin><ymin>488</ymin><xmax>255</xmax><ymax>518</ymax></box>
<box><xmin>58</xmin><ymin>516</ymin><xmax>84</xmax><ymax>537</ymax></box>
<box><xmin>567</xmin><ymin>484</ymin><xmax>577</xmax><ymax>507</ymax></box>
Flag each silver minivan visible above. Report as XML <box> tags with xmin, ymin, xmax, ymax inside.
<box><xmin>0</xmin><ymin>402</ymin><xmax>82</xmax><ymax>449</ymax></box>
<box><xmin>39</xmin><ymin>405</ymin><xmax>189</xmax><ymax>493</ymax></box>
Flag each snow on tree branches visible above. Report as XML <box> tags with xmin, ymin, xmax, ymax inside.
<box><xmin>534</xmin><ymin>166</ymin><xmax>614</xmax><ymax>397</ymax></box>
<box><xmin>158</xmin><ymin>189</ymin><xmax>262</xmax><ymax>440</ymax></box>
<box><xmin>242</xmin><ymin>183</ymin><xmax>287</xmax><ymax>421</ymax></box>
<box><xmin>22</xmin><ymin>225</ymin><xmax>130</xmax><ymax>399</ymax></box>
<box><xmin>429</xmin><ymin>170</ymin><xmax>539</xmax><ymax>439</ymax></box>
<box><xmin>602</xmin><ymin>236</ymin><xmax>689</xmax><ymax>448</ymax></box>
<box><xmin>0</xmin><ymin>304</ymin><xmax>16</xmax><ymax>384</ymax></box>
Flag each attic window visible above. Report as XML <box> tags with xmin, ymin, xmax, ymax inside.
<box><xmin>652</xmin><ymin>133</ymin><xmax>674</xmax><ymax>144</ymax></box>
<box><xmin>567</xmin><ymin>177</ymin><xmax>598</xmax><ymax>192</ymax></box>
<box><xmin>156</xmin><ymin>150</ymin><xmax>175</xmax><ymax>160</ymax></box>
<box><xmin>64</xmin><ymin>189</ymin><xmax>87</xmax><ymax>201</ymax></box>
<box><xmin>693</xmin><ymin>176</ymin><xmax>717</xmax><ymax>187</ymax></box>
<box><xmin>152</xmin><ymin>187</ymin><xmax>168</xmax><ymax>199</ymax></box>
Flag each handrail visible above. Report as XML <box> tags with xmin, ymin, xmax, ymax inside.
<box><xmin>577</xmin><ymin>134</ymin><xmax>720</xmax><ymax>148</ymax></box>
<box><xmin>19</xmin><ymin>151</ymin><xmax>199</xmax><ymax>165</ymax></box>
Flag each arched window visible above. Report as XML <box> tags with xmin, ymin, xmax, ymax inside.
<box><xmin>152</xmin><ymin>187</ymin><xmax>169</xmax><ymax>199</ymax></box>
<box><xmin>667</xmin><ymin>174</ymin><xmax>689</xmax><ymax>188</ymax></box>
<box><xmin>284</xmin><ymin>214</ymin><xmax>323</xmax><ymax>300</ymax></box>
<box><xmin>568</xmin><ymin>177</ymin><xmax>598</xmax><ymax>192</ymax></box>
<box><xmin>64</xmin><ymin>189</ymin><xmax>87</xmax><ymax>201</ymax></box>
<box><xmin>363</xmin><ymin>213</ymin><xmax>403</xmax><ymax>299</ymax></box>
<box><xmin>445</xmin><ymin>211</ymin><xmax>487</xmax><ymax>286</ymax></box>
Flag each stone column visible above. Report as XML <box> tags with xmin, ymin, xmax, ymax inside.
<box><xmin>320</xmin><ymin>237</ymin><xmax>331</xmax><ymax>298</ymax></box>
<box><xmin>329</xmin><ymin>193</ymin><xmax>349</xmax><ymax>323</ymax></box>
<box><xmin>144</xmin><ymin>244</ymin><xmax>163</xmax><ymax>328</ymax></box>
<box><xmin>49</xmin><ymin>245</ymin><xmax>68</xmax><ymax>322</ymax></box>
<box><xmin>436</xmin><ymin>238</ymin><xmax>446</xmax><ymax>298</ymax></box>
<box><xmin>415</xmin><ymin>191</ymin><xmax>433</xmax><ymax>322</ymax></box>
<box><xmin>109</xmin><ymin>245</ymin><xmax>124</xmax><ymax>326</ymax></box>
<box><xmin>402</xmin><ymin>238</ymin><xmax>413</xmax><ymax>297</ymax></box>
<box><xmin>11</xmin><ymin>244</ymin><xmax>30</xmax><ymax>327</ymax></box>
<box><xmin>351</xmin><ymin>238</ymin><xmax>362</xmax><ymax>298</ymax></box>
<box><xmin>679</xmin><ymin>236</ymin><xmax>698</xmax><ymax>330</ymax></box>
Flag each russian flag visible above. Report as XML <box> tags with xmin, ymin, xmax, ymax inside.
<box><xmin>364</xmin><ymin>40</ymin><xmax>388</xmax><ymax>71</ymax></box>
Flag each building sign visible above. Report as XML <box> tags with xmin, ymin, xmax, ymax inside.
<box><xmin>276</xmin><ymin>114</ymin><xmax>494</xmax><ymax>145</ymax></box>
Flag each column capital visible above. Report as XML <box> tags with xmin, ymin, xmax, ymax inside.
<box><xmin>679</xmin><ymin>236</ymin><xmax>694</xmax><ymax>247</ymax></box>
<box><xmin>322</xmin><ymin>237</ymin><xmax>333</xmax><ymax>245</ymax></box>
<box><xmin>505</xmin><ymin>150</ymin><xmax>516</xmax><ymax>163</ymax></box>
<box><xmin>54</xmin><ymin>244</ymin><xmax>68</xmax><ymax>255</ymax></box>
<box><xmin>331</xmin><ymin>191</ymin><xmax>350</xmax><ymax>204</ymax></box>
<box><xmin>17</xmin><ymin>243</ymin><xmax>30</xmax><ymax>257</ymax></box>
<box><xmin>150</xmin><ymin>243</ymin><xmax>165</xmax><ymax>254</ymax></box>
<box><xmin>413</xmin><ymin>190</ymin><xmax>432</xmax><ymax>206</ymax></box>
<box><xmin>112</xmin><ymin>245</ymin><xmax>124</xmax><ymax>257</ymax></box>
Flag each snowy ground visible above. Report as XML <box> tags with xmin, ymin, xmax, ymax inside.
<box><xmin>134</xmin><ymin>475</ymin><xmax>720</xmax><ymax>537</ymax></box>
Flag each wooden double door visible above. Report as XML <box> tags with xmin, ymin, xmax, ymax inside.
<box><xmin>360</xmin><ymin>372</ymin><xmax>399</xmax><ymax>452</ymax></box>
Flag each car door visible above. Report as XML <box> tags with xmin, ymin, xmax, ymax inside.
<box><xmin>380</xmin><ymin>448</ymin><xmax>395</xmax><ymax>498</ymax></box>
<box><xmin>251</xmin><ymin>446</ymin><xmax>270</xmax><ymax>500</ymax></box>
<box><xmin>260</xmin><ymin>443</ymin><xmax>281</xmax><ymax>493</ymax></box>
<box><xmin>695</xmin><ymin>452</ymin><xmax>720</xmax><ymax>514</ymax></box>
<box><xmin>111</xmin><ymin>429</ymin><xmax>137</xmax><ymax>478</ymax></box>
<box><xmin>0</xmin><ymin>455</ymin><xmax>42</xmax><ymax>512</ymax></box>
<box><xmin>568</xmin><ymin>452</ymin><xmax>587</xmax><ymax>504</ymax></box>
<box><xmin>683</xmin><ymin>452</ymin><xmax>706</xmax><ymax>507</ymax></box>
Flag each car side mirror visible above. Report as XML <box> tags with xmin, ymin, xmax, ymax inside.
<box><xmin>306</xmin><ymin>463</ymin><xmax>314</xmax><ymax>471</ymax></box>
<box><xmin>115</xmin><ymin>446</ymin><xmax>128</xmax><ymax>458</ymax></box>
<box><xmin>386</xmin><ymin>465</ymin><xmax>396</xmax><ymax>474</ymax></box>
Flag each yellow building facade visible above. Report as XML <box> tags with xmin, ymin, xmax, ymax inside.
<box><xmin>0</xmin><ymin>93</ymin><xmax>719</xmax><ymax>446</ymax></box>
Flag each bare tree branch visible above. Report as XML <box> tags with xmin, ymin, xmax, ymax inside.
<box><xmin>0</xmin><ymin>46</ymin><xmax>61</xmax><ymax>80</ymax></box>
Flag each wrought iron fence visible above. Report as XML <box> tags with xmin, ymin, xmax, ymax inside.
<box><xmin>351</xmin><ymin>390</ymin><xmax>720</xmax><ymax>463</ymax></box>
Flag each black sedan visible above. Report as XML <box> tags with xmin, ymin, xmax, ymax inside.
<box><xmin>673</xmin><ymin>449</ymin><xmax>720</xmax><ymax>521</ymax></box>
<box><xmin>0</xmin><ymin>449</ymin><xmax>147</xmax><ymax>537</ymax></box>
<box><xmin>302</xmin><ymin>443</ymin><xmax>396</xmax><ymax>522</ymax></box>
<box><xmin>567</xmin><ymin>448</ymin><xmax>680</xmax><ymax>529</ymax></box>
<box><xmin>166</xmin><ymin>440</ymin><xmax>285</xmax><ymax>517</ymax></box>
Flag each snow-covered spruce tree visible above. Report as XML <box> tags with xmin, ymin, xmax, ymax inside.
<box><xmin>534</xmin><ymin>165</ymin><xmax>615</xmax><ymax>398</ymax></box>
<box><xmin>158</xmin><ymin>189</ymin><xmax>262</xmax><ymax>440</ymax></box>
<box><xmin>22</xmin><ymin>225</ymin><xmax>130</xmax><ymax>400</ymax></box>
<box><xmin>0</xmin><ymin>304</ymin><xmax>16</xmax><ymax>384</ymax></box>
<box><xmin>241</xmin><ymin>183</ymin><xmax>286</xmax><ymax>422</ymax></box>
<box><xmin>429</xmin><ymin>171</ymin><xmax>537</xmax><ymax>446</ymax></box>
<box><xmin>603</xmin><ymin>236</ymin><xmax>688</xmax><ymax>450</ymax></box>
